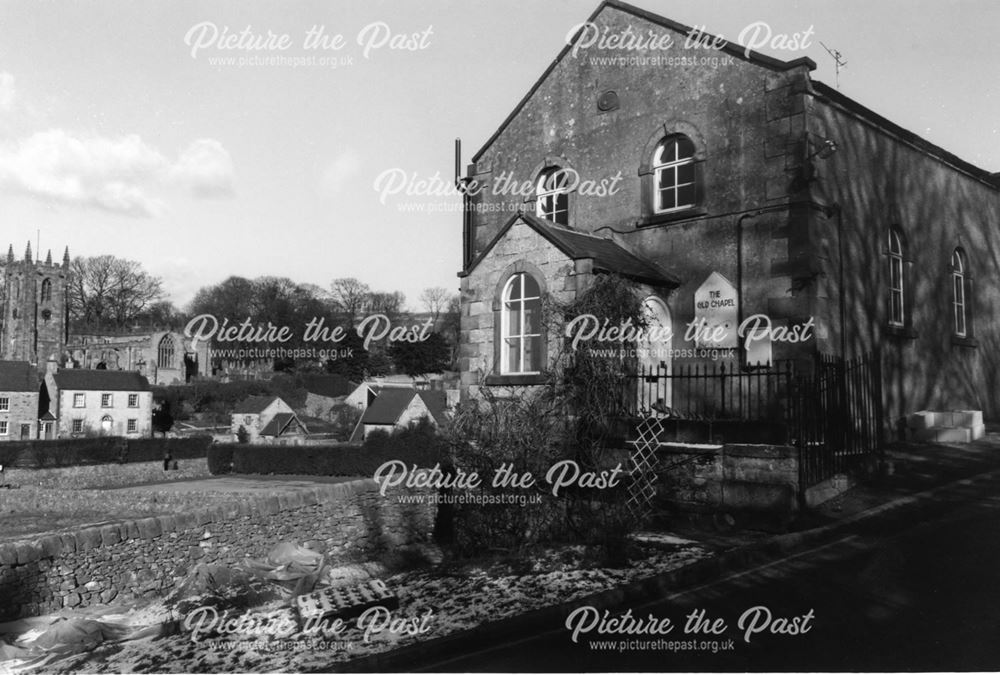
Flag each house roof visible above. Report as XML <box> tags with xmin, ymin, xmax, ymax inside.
<box><xmin>51</xmin><ymin>369</ymin><xmax>150</xmax><ymax>392</ymax></box>
<box><xmin>260</xmin><ymin>412</ymin><xmax>305</xmax><ymax>437</ymax></box>
<box><xmin>233</xmin><ymin>395</ymin><xmax>279</xmax><ymax>415</ymax></box>
<box><xmin>361</xmin><ymin>387</ymin><xmax>449</xmax><ymax>427</ymax></box>
<box><xmin>361</xmin><ymin>388</ymin><xmax>420</xmax><ymax>425</ymax></box>
<box><xmin>0</xmin><ymin>361</ymin><xmax>38</xmax><ymax>392</ymax></box>
<box><xmin>416</xmin><ymin>390</ymin><xmax>448</xmax><ymax>425</ymax></box>
<box><xmin>810</xmin><ymin>80</ymin><xmax>999</xmax><ymax>189</ymax></box>
<box><xmin>463</xmin><ymin>212</ymin><xmax>681</xmax><ymax>287</ymax></box>
<box><xmin>471</xmin><ymin>0</ymin><xmax>815</xmax><ymax>164</ymax></box>
<box><xmin>301</xmin><ymin>374</ymin><xmax>355</xmax><ymax>398</ymax></box>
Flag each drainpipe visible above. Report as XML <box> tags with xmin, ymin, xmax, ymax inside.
<box><xmin>736</xmin><ymin>213</ymin><xmax>758</xmax><ymax>370</ymax></box>
<box><xmin>828</xmin><ymin>203</ymin><xmax>846</xmax><ymax>359</ymax></box>
<box><xmin>456</xmin><ymin>138</ymin><xmax>472</xmax><ymax>269</ymax></box>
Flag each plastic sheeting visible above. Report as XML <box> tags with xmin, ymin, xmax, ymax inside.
<box><xmin>0</xmin><ymin>606</ymin><xmax>172</xmax><ymax>674</ymax></box>
<box><xmin>240</xmin><ymin>541</ymin><xmax>326</xmax><ymax>595</ymax></box>
<box><xmin>0</xmin><ymin>540</ymin><xmax>381</xmax><ymax>673</ymax></box>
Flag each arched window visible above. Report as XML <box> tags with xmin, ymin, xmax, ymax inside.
<box><xmin>535</xmin><ymin>167</ymin><xmax>570</xmax><ymax>225</ymax></box>
<box><xmin>888</xmin><ymin>228</ymin><xmax>905</xmax><ymax>327</ymax></box>
<box><xmin>653</xmin><ymin>135</ymin><xmax>696</xmax><ymax>214</ymax></box>
<box><xmin>157</xmin><ymin>334</ymin><xmax>176</xmax><ymax>369</ymax></box>
<box><xmin>40</xmin><ymin>278</ymin><xmax>52</xmax><ymax>302</ymax></box>
<box><xmin>500</xmin><ymin>273</ymin><xmax>542</xmax><ymax>374</ymax></box>
<box><xmin>952</xmin><ymin>249</ymin><xmax>968</xmax><ymax>337</ymax></box>
<box><xmin>101</xmin><ymin>415</ymin><xmax>113</xmax><ymax>434</ymax></box>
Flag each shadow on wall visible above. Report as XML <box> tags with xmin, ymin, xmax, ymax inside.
<box><xmin>818</xmin><ymin>109</ymin><xmax>1000</xmax><ymax>425</ymax></box>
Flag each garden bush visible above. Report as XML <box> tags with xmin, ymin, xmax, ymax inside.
<box><xmin>442</xmin><ymin>275</ymin><xmax>643</xmax><ymax>563</ymax></box>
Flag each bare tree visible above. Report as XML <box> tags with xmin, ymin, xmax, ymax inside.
<box><xmin>329</xmin><ymin>277</ymin><xmax>371</xmax><ymax>322</ymax></box>
<box><xmin>366</xmin><ymin>290</ymin><xmax>405</xmax><ymax>320</ymax></box>
<box><xmin>419</xmin><ymin>287</ymin><xmax>452</xmax><ymax>322</ymax></box>
<box><xmin>70</xmin><ymin>255</ymin><xmax>163</xmax><ymax>331</ymax></box>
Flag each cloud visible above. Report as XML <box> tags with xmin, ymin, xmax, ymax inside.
<box><xmin>0</xmin><ymin>129</ymin><xmax>235</xmax><ymax>216</ymax></box>
<box><xmin>320</xmin><ymin>150</ymin><xmax>361</xmax><ymax>194</ymax></box>
<box><xmin>170</xmin><ymin>138</ymin><xmax>235</xmax><ymax>198</ymax></box>
<box><xmin>0</xmin><ymin>73</ymin><xmax>15</xmax><ymax>111</ymax></box>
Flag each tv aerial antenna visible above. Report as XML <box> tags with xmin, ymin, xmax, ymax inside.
<box><xmin>820</xmin><ymin>42</ymin><xmax>847</xmax><ymax>89</ymax></box>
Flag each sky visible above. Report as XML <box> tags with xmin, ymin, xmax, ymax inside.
<box><xmin>0</xmin><ymin>0</ymin><xmax>997</xmax><ymax>311</ymax></box>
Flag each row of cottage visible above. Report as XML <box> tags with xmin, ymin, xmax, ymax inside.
<box><xmin>0</xmin><ymin>359</ymin><xmax>153</xmax><ymax>440</ymax></box>
<box><xmin>0</xmin><ymin>358</ymin><xmax>452</xmax><ymax>442</ymax></box>
<box><xmin>231</xmin><ymin>380</ymin><xmax>450</xmax><ymax>445</ymax></box>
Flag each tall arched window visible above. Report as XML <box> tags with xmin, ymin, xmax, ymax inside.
<box><xmin>157</xmin><ymin>334</ymin><xmax>176</xmax><ymax>369</ymax></box>
<box><xmin>888</xmin><ymin>228</ymin><xmax>905</xmax><ymax>327</ymax></box>
<box><xmin>500</xmin><ymin>273</ymin><xmax>542</xmax><ymax>374</ymax></box>
<box><xmin>40</xmin><ymin>278</ymin><xmax>52</xmax><ymax>302</ymax></box>
<box><xmin>653</xmin><ymin>135</ymin><xmax>696</xmax><ymax>214</ymax></box>
<box><xmin>535</xmin><ymin>167</ymin><xmax>570</xmax><ymax>225</ymax></box>
<box><xmin>952</xmin><ymin>248</ymin><xmax>968</xmax><ymax>337</ymax></box>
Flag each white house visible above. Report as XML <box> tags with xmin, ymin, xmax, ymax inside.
<box><xmin>352</xmin><ymin>388</ymin><xmax>448</xmax><ymax>441</ymax></box>
<box><xmin>42</xmin><ymin>368</ymin><xmax>153</xmax><ymax>438</ymax></box>
<box><xmin>231</xmin><ymin>395</ymin><xmax>308</xmax><ymax>443</ymax></box>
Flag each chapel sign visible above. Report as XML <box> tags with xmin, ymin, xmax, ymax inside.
<box><xmin>693</xmin><ymin>272</ymin><xmax>738</xmax><ymax>348</ymax></box>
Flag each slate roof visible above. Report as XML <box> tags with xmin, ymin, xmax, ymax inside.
<box><xmin>361</xmin><ymin>388</ymin><xmax>420</xmax><ymax>425</ymax></box>
<box><xmin>361</xmin><ymin>388</ymin><xmax>449</xmax><ymax>426</ymax></box>
<box><xmin>51</xmin><ymin>369</ymin><xmax>150</xmax><ymax>392</ymax></box>
<box><xmin>0</xmin><ymin>361</ymin><xmax>38</xmax><ymax>392</ymax></box>
<box><xmin>464</xmin><ymin>212</ymin><xmax>680</xmax><ymax>287</ymax></box>
<box><xmin>301</xmin><ymin>374</ymin><xmax>354</xmax><ymax>398</ymax></box>
<box><xmin>260</xmin><ymin>412</ymin><xmax>305</xmax><ymax>437</ymax></box>
<box><xmin>416</xmin><ymin>390</ymin><xmax>448</xmax><ymax>426</ymax></box>
<box><xmin>233</xmin><ymin>396</ymin><xmax>279</xmax><ymax>415</ymax></box>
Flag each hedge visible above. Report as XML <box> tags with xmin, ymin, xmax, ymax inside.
<box><xmin>207</xmin><ymin>445</ymin><xmax>235</xmax><ymax>475</ymax></box>
<box><xmin>216</xmin><ymin>421</ymin><xmax>447</xmax><ymax>477</ymax></box>
<box><xmin>0</xmin><ymin>436</ymin><xmax>213</xmax><ymax>469</ymax></box>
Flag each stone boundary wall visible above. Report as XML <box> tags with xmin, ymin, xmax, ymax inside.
<box><xmin>0</xmin><ymin>479</ymin><xmax>433</xmax><ymax>620</ymax></box>
<box><xmin>655</xmin><ymin>443</ymin><xmax>799</xmax><ymax>517</ymax></box>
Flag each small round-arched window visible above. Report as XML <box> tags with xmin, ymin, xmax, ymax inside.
<box><xmin>952</xmin><ymin>248</ymin><xmax>969</xmax><ymax>337</ymax></box>
<box><xmin>535</xmin><ymin>167</ymin><xmax>570</xmax><ymax>225</ymax></box>
<box><xmin>653</xmin><ymin>135</ymin><xmax>696</xmax><ymax>214</ymax></box>
<box><xmin>888</xmin><ymin>228</ymin><xmax>905</xmax><ymax>327</ymax></box>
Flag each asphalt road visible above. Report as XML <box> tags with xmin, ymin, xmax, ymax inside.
<box><xmin>417</xmin><ymin>475</ymin><xmax>1000</xmax><ymax>672</ymax></box>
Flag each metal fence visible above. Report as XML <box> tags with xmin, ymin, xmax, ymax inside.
<box><xmin>625</xmin><ymin>353</ymin><xmax>884</xmax><ymax>490</ymax></box>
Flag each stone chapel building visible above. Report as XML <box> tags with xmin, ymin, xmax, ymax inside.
<box><xmin>457</xmin><ymin>0</ymin><xmax>1000</xmax><ymax>425</ymax></box>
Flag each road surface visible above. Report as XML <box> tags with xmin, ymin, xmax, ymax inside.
<box><xmin>416</xmin><ymin>475</ymin><xmax>1000</xmax><ymax>672</ymax></box>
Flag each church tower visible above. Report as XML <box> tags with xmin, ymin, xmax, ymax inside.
<box><xmin>0</xmin><ymin>243</ymin><xmax>71</xmax><ymax>365</ymax></box>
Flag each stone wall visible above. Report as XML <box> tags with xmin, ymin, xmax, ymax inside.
<box><xmin>0</xmin><ymin>392</ymin><xmax>39</xmax><ymax>441</ymax></box>
<box><xmin>0</xmin><ymin>479</ymin><xmax>433</xmax><ymax>620</ymax></box>
<box><xmin>655</xmin><ymin>442</ymin><xmax>799</xmax><ymax>518</ymax></box>
<box><xmin>809</xmin><ymin>87</ymin><xmax>1000</xmax><ymax>422</ymax></box>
